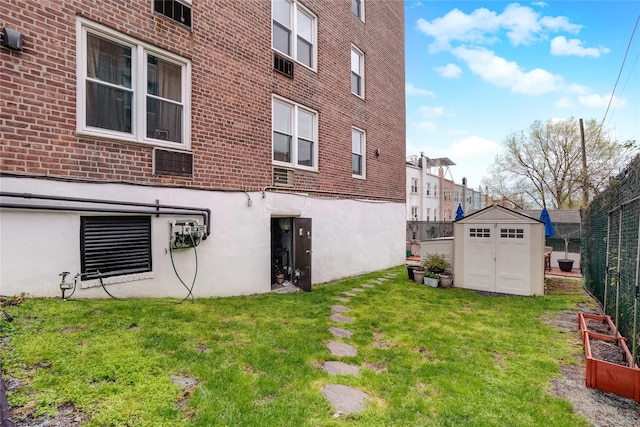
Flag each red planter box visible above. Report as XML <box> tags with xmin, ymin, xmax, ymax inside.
<box><xmin>577</xmin><ymin>312</ymin><xmax>621</xmax><ymax>343</ymax></box>
<box><xmin>583</xmin><ymin>331</ymin><xmax>640</xmax><ymax>403</ymax></box>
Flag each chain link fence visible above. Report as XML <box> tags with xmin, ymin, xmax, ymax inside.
<box><xmin>582</xmin><ymin>154</ymin><xmax>640</xmax><ymax>366</ymax></box>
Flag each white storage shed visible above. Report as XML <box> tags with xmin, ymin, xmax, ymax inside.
<box><xmin>453</xmin><ymin>205</ymin><xmax>545</xmax><ymax>296</ymax></box>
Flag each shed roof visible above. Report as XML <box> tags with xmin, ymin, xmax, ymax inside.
<box><xmin>456</xmin><ymin>204</ymin><xmax>544</xmax><ymax>224</ymax></box>
<box><xmin>518</xmin><ymin>209</ymin><xmax>580</xmax><ymax>223</ymax></box>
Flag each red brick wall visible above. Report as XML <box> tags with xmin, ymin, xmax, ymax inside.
<box><xmin>1</xmin><ymin>0</ymin><xmax>405</xmax><ymax>201</ymax></box>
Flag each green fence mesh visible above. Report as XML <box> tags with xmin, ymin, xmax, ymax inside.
<box><xmin>582</xmin><ymin>154</ymin><xmax>640</xmax><ymax>366</ymax></box>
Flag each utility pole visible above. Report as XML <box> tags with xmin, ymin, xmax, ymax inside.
<box><xmin>579</xmin><ymin>118</ymin><xmax>589</xmax><ymax>204</ymax></box>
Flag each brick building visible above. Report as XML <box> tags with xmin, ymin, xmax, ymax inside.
<box><xmin>0</xmin><ymin>0</ymin><xmax>406</xmax><ymax>298</ymax></box>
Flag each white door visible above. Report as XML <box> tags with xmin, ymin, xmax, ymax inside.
<box><xmin>495</xmin><ymin>225</ymin><xmax>530</xmax><ymax>295</ymax></box>
<box><xmin>463</xmin><ymin>224</ymin><xmax>495</xmax><ymax>291</ymax></box>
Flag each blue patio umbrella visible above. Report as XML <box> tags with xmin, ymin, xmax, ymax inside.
<box><xmin>540</xmin><ymin>207</ymin><xmax>555</xmax><ymax>238</ymax></box>
<box><xmin>455</xmin><ymin>204</ymin><xmax>464</xmax><ymax>220</ymax></box>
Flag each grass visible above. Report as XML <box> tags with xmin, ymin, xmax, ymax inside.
<box><xmin>1</xmin><ymin>268</ymin><xmax>595</xmax><ymax>426</ymax></box>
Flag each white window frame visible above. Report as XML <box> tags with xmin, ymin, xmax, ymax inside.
<box><xmin>351</xmin><ymin>0</ymin><xmax>364</xmax><ymax>21</ymax></box>
<box><xmin>426</xmin><ymin>183</ymin><xmax>430</xmax><ymax>196</ymax></box>
<box><xmin>411</xmin><ymin>178</ymin><xmax>418</xmax><ymax>194</ymax></box>
<box><xmin>272</xmin><ymin>0</ymin><xmax>317</xmax><ymax>71</ymax></box>
<box><xmin>76</xmin><ymin>18</ymin><xmax>191</xmax><ymax>149</ymax></box>
<box><xmin>351</xmin><ymin>127</ymin><xmax>366</xmax><ymax>179</ymax></box>
<box><xmin>272</xmin><ymin>95</ymin><xmax>318</xmax><ymax>172</ymax></box>
<box><xmin>411</xmin><ymin>206</ymin><xmax>418</xmax><ymax>220</ymax></box>
<box><xmin>351</xmin><ymin>45</ymin><xmax>364</xmax><ymax>98</ymax></box>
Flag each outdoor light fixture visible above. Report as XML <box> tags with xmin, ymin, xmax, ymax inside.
<box><xmin>1</xmin><ymin>27</ymin><xmax>23</xmax><ymax>51</ymax></box>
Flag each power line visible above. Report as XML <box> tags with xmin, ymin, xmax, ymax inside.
<box><xmin>600</xmin><ymin>13</ymin><xmax>640</xmax><ymax>131</ymax></box>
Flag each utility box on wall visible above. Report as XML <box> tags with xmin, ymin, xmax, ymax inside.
<box><xmin>453</xmin><ymin>205</ymin><xmax>545</xmax><ymax>296</ymax></box>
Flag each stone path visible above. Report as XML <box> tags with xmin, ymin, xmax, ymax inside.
<box><xmin>320</xmin><ymin>273</ymin><xmax>397</xmax><ymax>416</ymax></box>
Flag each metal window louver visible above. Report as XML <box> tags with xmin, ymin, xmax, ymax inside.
<box><xmin>274</xmin><ymin>53</ymin><xmax>294</xmax><ymax>78</ymax></box>
<box><xmin>153</xmin><ymin>0</ymin><xmax>192</xmax><ymax>28</ymax></box>
<box><xmin>154</xmin><ymin>148</ymin><xmax>193</xmax><ymax>177</ymax></box>
<box><xmin>81</xmin><ymin>216</ymin><xmax>152</xmax><ymax>280</ymax></box>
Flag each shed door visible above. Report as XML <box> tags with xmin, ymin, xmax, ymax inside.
<box><xmin>495</xmin><ymin>225</ymin><xmax>530</xmax><ymax>295</ymax></box>
<box><xmin>463</xmin><ymin>224</ymin><xmax>495</xmax><ymax>291</ymax></box>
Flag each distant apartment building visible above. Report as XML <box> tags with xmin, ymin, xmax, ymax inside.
<box><xmin>406</xmin><ymin>153</ymin><xmax>484</xmax><ymax>221</ymax></box>
<box><xmin>0</xmin><ymin>0</ymin><xmax>406</xmax><ymax>298</ymax></box>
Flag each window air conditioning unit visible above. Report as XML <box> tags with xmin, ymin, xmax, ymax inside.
<box><xmin>273</xmin><ymin>167</ymin><xmax>294</xmax><ymax>186</ymax></box>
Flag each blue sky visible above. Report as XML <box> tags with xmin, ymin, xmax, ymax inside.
<box><xmin>405</xmin><ymin>0</ymin><xmax>640</xmax><ymax>190</ymax></box>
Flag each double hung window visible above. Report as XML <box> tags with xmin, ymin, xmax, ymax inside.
<box><xmin>273</xmin><ymin>97</ymin><xmax>318</xmax><ymax>170</ymax></box>
<box><xmin>272</xmin><ymin>0</ymin><xmax>317</xmax><ymax>69</ymax></box>
<box><xmin>77</xmin><ymin>18</ymin><xmax>191</xmax><ymax>147</ymax></box>
<box><xmin>351</xmin><ymin>46</ymin><xmax>364</xmax><ymax>97</ymax></box>
<box><xmin>411</xmin><ymin>178</ymin><xmax>418</xmax><ymax>194</ymax></box>
<box><xmin>351</xmin><ymin>128</ymin><xmax>366</xmax><ymax>177</ymax></box>
<box><xmin>351</xmin><ymin>0</ymin><xmax>364</xmax><ymax>20</ymax></box>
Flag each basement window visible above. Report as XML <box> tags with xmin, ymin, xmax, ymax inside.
<box><xmin>81</xmin><ymin>216</ymin><xmax>152</xmax><ymax>280</ymax></box>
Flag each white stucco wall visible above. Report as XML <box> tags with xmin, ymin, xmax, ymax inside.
<box><xmin>0</xmin><ymin>177</ymin><xmax>405</xmax><ymax>298</ymax></box>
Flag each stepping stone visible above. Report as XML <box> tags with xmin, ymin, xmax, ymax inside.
<box><xmin>342</xmin><ymin>292</ymin><xmax>357</xmax><ymax>297</ymax></box>
<box><xmin>322</xmin><ymin>384</ymin><xmax>368</xmax><ymax>415</ymax></box>
<box><xmin>327</xmin><ymin>341</ymin><xmax>357</xmax><ymax>357</ymax></box>
<box><xmin>329</xmin><ymin>327</ymin><xmax>353</xmax><ymax>338</ymax></box>
<box><xmin>361</xmin><ymin>284</ymin><xmax>374</xmax><ymax>288</ymax></box>
<box><xmin>330</xmin><ymin>313</ymin><xmax>353</xmax><ymax>323</ymax></box>
<box><xmin>378</xmin><ymin>278</ymin><xmax>388</xmax><ymax>282</ymax></box>
<box><xmin>352</xmin><ymin>288</ymin><xmax>365</xmax><ymax>293</ymax></box>
<box><xmin>322</xmin><ymin>361</ymin><xmax>360</xmax><ymax>375</ymax></box>
<box><xmin>331</xmin><ymin>305</ymin><xmax>351</xmax><ymax>313</ymax></box>
<box><xmin>334</xmin><ymin>297</ymin><xmax>350</xmax><ymax>303</ymax></box>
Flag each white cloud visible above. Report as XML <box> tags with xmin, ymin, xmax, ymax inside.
<box><xmin>414</xmin><ymin>121</ymin><xmax>438</xmax><ymax>133</ymax></box>
<box><xmin>435</xmin><ymin>63</ymin><xmax>463</xmax><ymax>78</ymax></box>
<box><xmin>448</xmin><ymin>136</ymin><xmax>500</xmax><ymax>158</ymax></box>
<box><xmin>578</xmin><ymin>93</ymin><xmax>627</xmax><ymax>108</ymax></box>
<box><xmin>566</xmin><ymin>83</ymin><xmax>591</xmax><ymax>95</ymax></box>
<box><xmin>419</xmin><ymin>106</ymin><xmax>445</xmax><ymax>118</ymax></box>
<box><xmin>555</xmin><ymin>96</ymin><xmax>574</xmax><ymax>108</ymax></box>
<box><xmin>550</xmin><ymin>36</ymin><xmax>609</xmax><ymax>57</ymax></box>
<box><xmin>406</xmin><ymin>83</ymin><xmax>435</xmax><ymax>97</ymax></box>
<box><xmin>416</xmin><ymin>3</ymin><xmax>582</xmax><ymax>53</ymax></box>
<box><xmin>451</xmin><ymin>46</ymin><xmax>563</xmax><ymax>95</ymax></box>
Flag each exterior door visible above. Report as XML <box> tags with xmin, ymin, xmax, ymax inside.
<box><xmin>463</xmin><ymin>224</ymin><xmax>495</xmax><ymax>291</ymax></box>
<box><xmin>495</xmin><ymin>225</ymin><xmax>530</xmax><ymax>295</ymax></box>
<box><xmin>293</xmin><ymin>217</ymin><xmax>312</xmax><ymax>291</ymax></box>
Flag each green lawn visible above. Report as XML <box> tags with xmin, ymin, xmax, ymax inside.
<box><xmin>1</xmin><ymin>268</ymin><xmax>594</xmax><ymax>426</ymax></box>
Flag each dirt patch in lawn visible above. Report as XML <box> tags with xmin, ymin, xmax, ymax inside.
<box><xmin>544</xmin><ymin>305</ymin><xmax>640</xmax><ymax>426</ymax></box>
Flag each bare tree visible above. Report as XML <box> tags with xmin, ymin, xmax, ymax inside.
<box><xmin>483</xmin><ymin>118</ymin><xmax>636</xmax><ymax>209</ymax></box>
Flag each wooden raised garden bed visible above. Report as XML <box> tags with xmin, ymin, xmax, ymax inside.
<box><xmin>579</xmin><ymin>312</ymin><xmax>640</xmax><ymax>402</ymax></box>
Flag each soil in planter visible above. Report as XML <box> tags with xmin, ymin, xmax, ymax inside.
<box><xmin>586</xmin><ymin>318</ymin><xmax>614</xmax><ymax>335</ymax></box>
<box><xmin>589</xmin><ymin>338</ymin><xmax>628</xmax><ymax>366</ymax></box>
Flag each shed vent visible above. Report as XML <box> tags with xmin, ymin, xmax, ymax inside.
<box><xmin>273</xmin><ymin>167</ymin><xmax>294</xmax><ymax>186</ymax></box>
<box><xmin>273</xmin><ymin>53</ymin><xmax>294</xmax><ymax>78</ymax></box>
<box><xmin>154</xmin><ymin>148</ymin><xmax>193</xmax><ymax>177</ymax></box>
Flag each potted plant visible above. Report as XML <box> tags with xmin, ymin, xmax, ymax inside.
<box><xmin>413</xmin><ymin>267</ymin><xmax>426</xmax><ymax>284</ymax></box>
<box><xmin>438</xmin><ymin>270</ymin><xmax>454</xmax><ymax>288</ymax></box>
<box><xmin>423</xmin><ymin>252</ymin><xmax>450</xmax><ymax>274</ymax></box>
<box><xmin>557</xmin><ymin>233</ymin><xmax>575</xmax><ymax>272</ymax></box>
<box><xmin>423</xmin><ymin>271</ymin><xmax>439</xmax><ymax>288</ymax></box>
